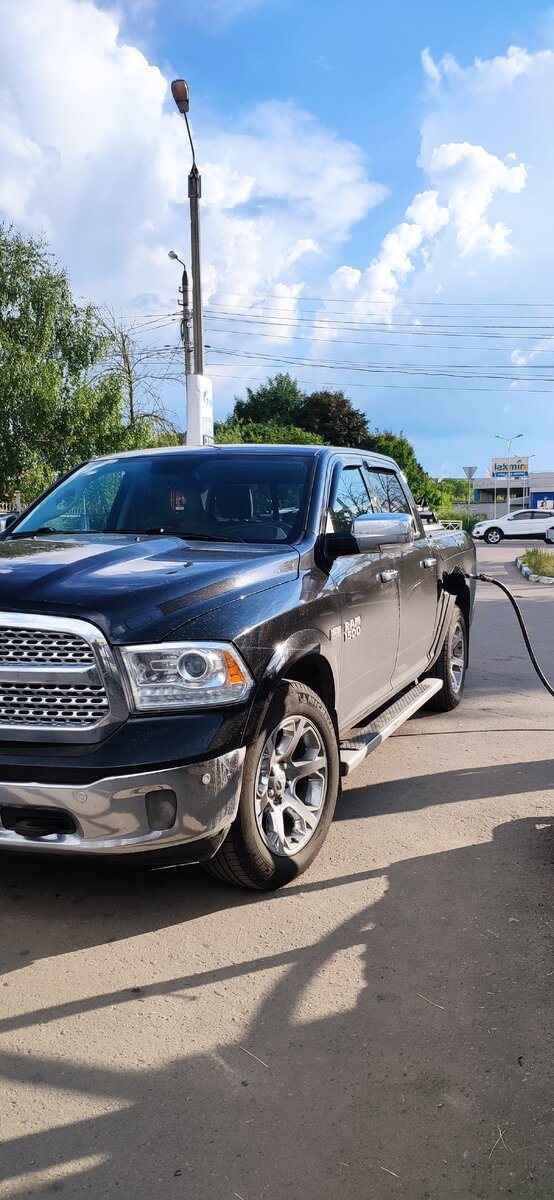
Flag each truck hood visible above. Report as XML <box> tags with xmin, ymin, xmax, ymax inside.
<box><xmin>0</xmin><ymin>534</ymin><xmax>299</xmax><ymax>643</ymax></box>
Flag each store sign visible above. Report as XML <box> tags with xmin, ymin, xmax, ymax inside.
<box><xmin>490</xmin><ymin>456</ymin><xmax>529</xmax><ymax>479</ymax></box>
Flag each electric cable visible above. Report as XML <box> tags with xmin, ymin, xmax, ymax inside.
<box><xmin>464</xmin><ymin>571</ymin><xmax>554</xmax><ymax>698</ymax></box>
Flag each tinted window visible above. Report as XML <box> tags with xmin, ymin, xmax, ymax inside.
<box><xmin>365</xmin><ymin>469</ymin><xmax>412</xmax><ymax>515</ymax></box>
<box><xmin>13</xmin><ymin>454</ymin><xmax>313</xmax><ymax>544</ymax></box>
<box><xmin>510</xmin><ymin>512</ymin><xmax>531</xmax><ymax>521</ymax></box>
<box><xmin>330</xmin><ymin>467</ymin><xmax>372</xmax><ymax>533</ymax></box>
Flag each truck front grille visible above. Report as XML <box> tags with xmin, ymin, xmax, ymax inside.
<box><xmin>0</xmin><ymin>682</ymin><xmax>109</xmax><ymax>726</ymax></box>
<box><xmin>0</xmin><ymin>626</ymin><xmax>95</xmax><ymax>666</ymax></box>
<box><xmin>0</xmin><ymin>613</ymin><xmax>121</xmax><ymax>739</ymax></box>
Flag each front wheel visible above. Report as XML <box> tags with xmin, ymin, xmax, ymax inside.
<box><xmin>484</xmin><ymin>527</ymin><xmax>503</xmax><ymax>544</ymax></box>
<box><xmin>203</xmin><ymin>681</ymin><xmax>340</xmax><ymax>890</ymax></box>
<box><xmin>425</xmin><ymin>605</ymin><xmax>468</xmax><ymax>712</ymax></box>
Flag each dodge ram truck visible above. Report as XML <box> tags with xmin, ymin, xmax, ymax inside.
<box><xmin>0</xmin><ymin>444</ymin><xmax>475</xmax><ymax>889</ymax></box>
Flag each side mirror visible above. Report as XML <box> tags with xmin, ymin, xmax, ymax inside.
<box><xmin>352</xmin><ymin>512</ymin><xmax>413</xmax><ymax>552</ymax></box>
<box><xmin>325</xmin><ymin>512</ymin><xmax>412</xmax><ymax>559</ymax></box>
<box><xmin>1</xmin><ymin>514</ymin><xmax>17</xmax><ymax>532</ymax></box>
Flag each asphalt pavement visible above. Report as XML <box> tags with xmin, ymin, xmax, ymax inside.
<box><xmin>0</xmin><ymin>540</ymin><xmax>552</xmax><ymax>1199</ymax></box>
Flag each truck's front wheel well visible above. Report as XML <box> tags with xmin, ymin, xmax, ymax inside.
<box><xmin>283</xmin><ymin>655</ymin><xmax>336</xmax><ymax>721</ymax></box>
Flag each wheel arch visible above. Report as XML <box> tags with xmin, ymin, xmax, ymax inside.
<box><xmin>244</xmin><ymin>633</ymin><xmax>339</xmax><ymax>746</ymax></box>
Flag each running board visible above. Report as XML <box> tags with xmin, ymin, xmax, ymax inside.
<box><xmin>339</xmin><ymin>679</ymin><xmax>443</xmax><ymax>778</ymax></box>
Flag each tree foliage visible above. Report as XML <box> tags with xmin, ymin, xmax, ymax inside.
<box><xmin>297</xmin><ymin>389</ymin><xmax>369</xmax><ymax>448</ymax></box>
<box><xmin>0</xmin><ymin>225</ymin><xmax>172</xmax><ymax>504</ymax></box>
<box><xmin>223</xmin><ymin>374</ymin><xmax>439</xmax><ymax>504</ymax></box>
<box><xmin>215</xmin><ymin>418</ymin><xmax>323</xmax><ymax>446</ymax></box>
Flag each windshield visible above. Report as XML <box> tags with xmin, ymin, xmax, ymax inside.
<box><xmin>12</xmin><ymin>452</ymin><xmax>314</xmax><ymax>545</ymax></box>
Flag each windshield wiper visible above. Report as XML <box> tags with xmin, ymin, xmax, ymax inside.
<box><xmin>11</xmin><ymin>527</ymin><xmax>80</xmax><ymax>538</ymax></box>
<box><xmin>104</xmin><ymin>525</ymin><xmax>247</xmax><ymax>544</ymax></box>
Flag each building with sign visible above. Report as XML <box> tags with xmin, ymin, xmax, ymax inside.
<box><xmin>470</xmin><ymin>470</ymin><xmax>554</xmax><ymax>518</ymax></box>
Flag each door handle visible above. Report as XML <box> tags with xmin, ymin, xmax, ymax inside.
<box><xmin>380</xmin><ymin>569</ymin><xmax>398</xmax><ymax>582</ymax></box>
<box><xmin>420</xmin><ymin>558</ymin><xmax>437</xmax><ymax>569</ymax></box>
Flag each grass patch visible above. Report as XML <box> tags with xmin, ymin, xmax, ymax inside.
<box><xmin>521</xmin><ymin>548</ymin><xmax>554</xmax><ymax>578</ymax></box>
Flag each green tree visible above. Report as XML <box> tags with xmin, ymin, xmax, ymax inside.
<box><xmin>232</xmin><ymin>373</ymin><xmax>308</xmax><ymax>426</ymax></box>
<box><xmin>298</xmin><ymin>389</ymin><xmax>370</xmax><ymax>447</ymax></box>
<box><xmin>215</xmin><ymin>418</ymin><xmax>323</xmax><ymax>446</ymax></box>
<box><xmin>0</xmin><ymin>225</ymin><xmax>171</xmax><ymax>504</ymax></box>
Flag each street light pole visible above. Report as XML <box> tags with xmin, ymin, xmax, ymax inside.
<box><xmin>168</xmin><ymin>252</ymin><xmax>193</xmax><ymax>375</ymax></box>
<box><xmin>171</xmin><ymin>79</ymin><xmax>204</xmax><ymax>376</ymax></box>
<box><xmin>495</xmin><ymin>433</ymin><xmax>523</xmax><ymax>516</ymax></box>
<box><xmin>171</xmin><ymin>78</ymin><xmax>213</xmax><ymax>446</ymax></box>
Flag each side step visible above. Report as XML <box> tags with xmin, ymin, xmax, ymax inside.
<box><xmin>339</xmin><ymin>679</ymin><xmax>443</xmax><ymax>778</ymax></box>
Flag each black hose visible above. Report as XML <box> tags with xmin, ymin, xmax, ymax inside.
<box><xmin>466</xmin><ymin>571</ymin><xmax>554</xmax><ymax>699</ymax></box>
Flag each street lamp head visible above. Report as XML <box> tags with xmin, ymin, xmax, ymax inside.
<box><xmin>168</xmin><ymin>250</ymin><xmax>179</xmax><ymax>260</ymax></box>
<box><xmin>171</xmin><ymin>79</ymin><xmax>190</xmax><ymax>114</ymax></box>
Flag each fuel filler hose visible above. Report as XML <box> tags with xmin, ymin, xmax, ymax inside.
<box><xmin>464</xmin><ymin>570</ymin><xmax>554</xmax><ymax>699</ymax></box>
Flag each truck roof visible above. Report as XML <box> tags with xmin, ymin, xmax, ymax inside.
<box><xmin>89</xmin><ymin>443</ymin><xmax>400</xmax><ymax>470</ymax></box>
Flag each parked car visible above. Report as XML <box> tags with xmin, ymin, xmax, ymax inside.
<box><xmin>0</xmin><ymin>445</ymin><xmax>475</xmax><ymax>889</ymax></box>
<box><xmin>472</xmin><ymin>509</ymin><xmax>554</xmax><ymax>545</ymax></box>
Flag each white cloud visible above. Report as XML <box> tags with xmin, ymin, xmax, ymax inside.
<box><xmin>427</xmin><ymin>141</ymin><xmax>527</xmax><ymax>256</ymax></box>
<box><xmin>0</xmin><ymin>0</ymin><xmax>386</xmax><ymax>320</ymax></box>
<box><xmin>421</xmin><ymin>48</ymin><xmax>441</xmax><ymax>84</ymax></box>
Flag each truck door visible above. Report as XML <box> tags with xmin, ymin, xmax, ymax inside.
<box><xmin>363</xmin><ymin>465</ymin><xmax>439</xmax><ymax>684</ymax></box>
<box><xmin>328</xmin><ymin>460</ymin><xmax>400</xmax><ymax>729</ymax></box>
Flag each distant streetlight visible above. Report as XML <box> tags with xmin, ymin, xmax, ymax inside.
<box><xmin>168</xmin><ymin>251</ymin><xmax>193</xmax><ymax>377</ymax></box>
<box><xmin>495</xmin><ymin>433</ymin><xmax>523</xmax><ymax>515</ymax></box>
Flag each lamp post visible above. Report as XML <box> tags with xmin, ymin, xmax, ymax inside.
<box><xmin>171</xmin><ymin>79</ymin><xmax>204</xmax><ymax>376</ymax></box>
<box><xmin>171</xmin><ymin>78</ymin><xmax>213</xmax><ymax>446</ymax></box>
<box><xmin>168</xmin><ymin>251</ymin><xmax>193</xmax><ymax>376</ymax></box>
<box><xmin>495</xmin><ymin>433</ymin><xmax>523</xmax><ymax>516</ymax></box>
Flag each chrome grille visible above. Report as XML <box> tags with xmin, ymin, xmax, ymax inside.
<box><xmin>0</xmin><ymin>615</ymin><xmax>115</xmax><ymax>735</ymax></box>
<box><xmin>0</xmin><ymin>682</ymin><xmax>109</xmax><ymax>726</ymax></box>
<box><xmin>0</xmin><ymin>627</ymin><xmax>95</xmax><ymax>666</ymax></box>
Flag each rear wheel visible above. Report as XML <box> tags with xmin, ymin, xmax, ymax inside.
<box><xmin>425</xmin><ymin>605</ymin><xmax>468</xmax><ymax>712</ymax></box>
<box><xmin>484</xmin><ymin>527</ymin><xmax>503</xmax><ymax>544</ymax></box>
<box><xmin>203</xmin><ymin>681</ymin><xmax>340</xmax><ymax>890</ymax></box>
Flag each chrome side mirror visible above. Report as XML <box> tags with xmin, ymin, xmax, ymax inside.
<box><xmin>352</xmin><ymin>512</ymin><xmax>413</xmax><ymax>551</ymax></box>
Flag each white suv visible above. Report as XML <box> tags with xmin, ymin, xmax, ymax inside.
<box><xmin>473</xmin><ymin>508</ymin><xmax>554</xmax><ymax>545</ymax></box>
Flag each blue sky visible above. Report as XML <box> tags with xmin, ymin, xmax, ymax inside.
<box><xmin>2</xmin><ymin>0</ymin><xmax>554</xmax><ymax>476</ymax></box>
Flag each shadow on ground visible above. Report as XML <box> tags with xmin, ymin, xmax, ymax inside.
<box><xmin>0</xmin><ymin>816</ymin><xmax>552</xmax><ymax>1199</ymax></box>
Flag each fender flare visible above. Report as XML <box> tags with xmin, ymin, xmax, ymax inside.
<box><xmin>242</xmin><ymin>629</ymin><xmax>340</xmax><ymax>746</ymax></box>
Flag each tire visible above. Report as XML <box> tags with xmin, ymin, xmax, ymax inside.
<box><xmin>203</xmin><ymin>681</ymin><xmax>340</xmax><ymax>890</ymax></box>
<box><xmin>544</xmin><ymin>528</ymin><xmax>554</xmax><ymax>544</ymax></box>
<box><xmin>425</xmin><ymin>605</ymin><xmax>468</xmax><ymax>712</ymax></box>
<box><xmin>484</xmin><ymin>527</ymin><xmax>503</xmax><ymax>545</ymax></box>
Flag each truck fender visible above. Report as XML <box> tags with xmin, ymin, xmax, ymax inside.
<box><xmin>243</xmin><ymin>630</ymin><xmax>340</xmax><ymax>747</ymax></box>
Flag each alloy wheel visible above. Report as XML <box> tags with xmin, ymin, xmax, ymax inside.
<box><xmin>254</xmin><ymin>715</ymin><xmax>328</xmax><ymax>857</ymax></box>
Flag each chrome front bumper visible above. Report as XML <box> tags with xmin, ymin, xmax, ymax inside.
<box><xmin>0</xmin><ymin>748</ymin><xmax>245</xmax><ymax>856</ymax></box>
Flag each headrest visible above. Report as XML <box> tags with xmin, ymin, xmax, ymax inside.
<box><xmin>214</xmin><ymin>484</ymin><xmax>253</xmax><ymax>522</ymax></box>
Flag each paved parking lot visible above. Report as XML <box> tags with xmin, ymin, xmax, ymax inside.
<box><xmin>0</xmin><ymin>540</ymin><xmax>552</xmax><ymax>1199</ymax></box>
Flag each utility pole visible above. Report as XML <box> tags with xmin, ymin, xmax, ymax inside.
<box><xmin>168</xmin><ymin>252</ymin><xmax>193</xmax><ymax>441</ymax></box>
<box><xmin>171</xmin><ymin>78</ymin><xmax>213</xmax><ymax>446</ymax></box>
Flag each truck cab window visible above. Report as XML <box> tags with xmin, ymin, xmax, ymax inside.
<box><xmin>365</xmin><ymin>468</ymin><xmax>412</xmax><ymax>516</ymax></box>
<box><xmin>330</xmin><ymin>466</ymin><xmax>372</xmax><ymax>533</ymax></box>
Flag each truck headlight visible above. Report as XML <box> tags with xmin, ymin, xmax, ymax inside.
<box><xmin>119</xmin><ymin>642</ymin><xmax>253</xmax><ymax>711</ymax></box>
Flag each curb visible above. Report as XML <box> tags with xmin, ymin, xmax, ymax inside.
<box><xmin>515</xmin><ymin>556</ymin><xmax>554</xmax><ymax>585</ymax></box>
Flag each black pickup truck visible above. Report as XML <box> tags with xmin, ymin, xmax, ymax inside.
<box><xmin>0</xmin><ymin>445</ymin><xmax>475</xmax><ymax>889</ymax></box>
